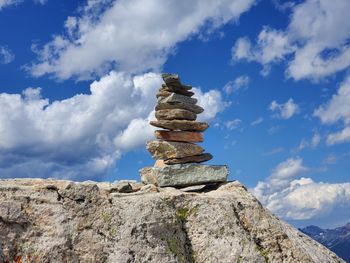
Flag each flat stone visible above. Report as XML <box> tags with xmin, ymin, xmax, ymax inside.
<box><xmin>155</xmin><ymin>109</ymin><xmax>196</xmax><ymax>121</ymax></box>
<box><xmin>150</xmin><ymin>120</ymin><xmax>209</xmax><ymax>132</ymax></box>
<box><xmin>139</xmin><ymin>164</ymin><xmax>229</xmax><ymax>187</ymax></box>
<box><xmin>158</xmin><ymin>92</ymin><xmax>197</xmax><ymax>105</ymax></box>
<box><xmin>162</xmin><ymin>73</ymin><xmax>182</xmax><ymax>87</ymax></box>
<box><xmin>139</xmin><ymin>183</ymin><xmax>159</xmax><ymax>193</ymax></box>
<box><xmin>159</xmin><ymin>85</ymin><xmax>194</xmax><ymax>97</ymax></box>
<box><xmin>146</xmin><ymin>140</ymin><xmax>204</xmax><ymax>159</ymax></box>
<box><xmin>164</xmin><ymin>153</ymin><xmax>213</xmax><ymax>165</ymax></box>
<box><xmin>156</xmin><ymin>90</ymin><xmax>172</xmax><ymax>98</ymax></box>
<box><xmin>155</xmin><ymin>130</ymin><xmax>203</xmax><ymax>142</ymax></box>
<box><xmin>139</xmin><ymin>167</ymin><xmax>158</xmax><ymax>185</ymax></box>
<box><xmin>156</xmin><ymin>102</ymin><xmax>204</xmax><ymax>114</ymax></box>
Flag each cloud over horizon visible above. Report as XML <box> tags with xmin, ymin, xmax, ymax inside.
<box><xmin>0</xmin><ymin>72</ymin><xmax>225</xmax><ymax>180</ymax></box>
<box><xmin>251</xmin><ymin>157</ymin><xmax>350</xmax><ymax>227</ymax></box>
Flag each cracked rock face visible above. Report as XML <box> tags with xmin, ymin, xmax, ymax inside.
<box><xmin>0</xmin><ymin>179</ymin><xmax>344</xmax><ymax>263</ymax></box>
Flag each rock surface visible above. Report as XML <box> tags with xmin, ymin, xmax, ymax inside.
<box><xmin>158</xmin><ymin>92</ymin><xmax>198</xmax><ymax>105</ymax></box>
<box><xmin>164</xmin><ymin>153</ymin><xmax>213</xmax><ymax>165</ymax></box>
<box><xmin>155</xmin><ymin>130</ymin><xmax>203</xmax><ymax>142</ymax></box>
<box><xmin>0</xmin><ymin>178</ymin><xmax>343</xmax><ymax>263</ymax></box>
<box><xmin>162</xmin><ymin>73</ymin><xmax>182</xmax><ymax>87</ymax></box>
<box><xmin>156</xmin><ymin>102</ymin><xmax>204</xmax><ymax>114</ymax></box>
<box><xmin>155</xmin><ymin>109</ymin><xmax>197</xmax><ymax>121</ymax></box>
<box><xmin>156</xmin><ymin>90</ymin><xmax>173</xmax><ymax>98</ymax></box>
<box><xmin>140</xmin><ymin>164</ymin><xmax>228</xmax><ymax>187</ymax></box>
<box><xmin>150</xmin><ymin>120</ymin><xmax>209</xmax><ymax>131</ymax></box>
<box><xmin>146</xmin><ymin>140</ymin><xmax>204</xmax><ymax>159</ymax></box>
<box><xmin>160</xmin><ymin>85</ymin><xmax>195</xmax><ymax>97</ymax></box>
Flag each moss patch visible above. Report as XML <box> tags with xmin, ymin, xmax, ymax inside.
<box><xmin>167</xmin><ymin>237</ymin><xmax>185</xmax><ymax>263</ymax></box>
<box><xmin>176</xmin><ymin>207</ymin><xmax>189</xmax><ymax>221</ymax></box>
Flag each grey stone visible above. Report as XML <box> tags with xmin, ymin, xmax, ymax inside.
<box><xmin>139</xmin><ymin>167</ymin><xmax>157</xmax><ymax>185</ymax></box>
<box><xmin>146</xmin><ymin>140</ymin><xmax>204</xmax><ymax>159</ymax></box>
<box><xmin>139</xmin><ymin>183</ymin><xmax>159</xmax><ymax>193</ymax></box>
<box><xmin>155</xmin><ymin>109</ymin><xmax>197</xmax><ymax>121</ymax></box>
<box><xmin>160</xmin><ymin>85</ymin><xmax>194</xmax><ymax>97</ymax></box>
<box><xmin>0</xmin><ymin>178</ymin><xmax>344</xmax><ymax>262</ymax></box>
<box><xmin>156</xmin><ymin>102</ymin><xmax>204</xmax><ymax>114</ymax></box>
<box><xmin>150</xmin><ymin>120</ymin><xmax>209</xmax><ymax>131</ymax></box>
<box><xmin>96</xmin><ymin>180</ymin><xmax>144</xmax><ymax>193</ymax></box>
<box><xmin>164</xmin><ymin>153</ymin><xmax>213</xmax><ymax>165</ymax></box>
<box><xmin>158</xmin><ymin>92</ymin><xmax>197</xmax><ymax>105</ymax></box>
<box><xmin>140</xmin><ymin>164</ymin><xmax>229</xmax><ymax>187</ymax></box>
<box><xmin>162</xmin><ymin>73</ymin><xmax>182</xmax><ymax>87</ymax></box>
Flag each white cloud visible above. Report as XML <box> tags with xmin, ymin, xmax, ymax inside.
<box><xmin>314</xmin><ymin>76</ymin><xmax>350</xmax><ymax>146</ymax></box>
<box><xmin>0</xmin><ymin>72</ymin><xmax>225</xmax><ymax>180</ymax></box>
<box><xmin>326</xmin><ymin>127</ymin><xmax>350</xmax><ymax>146</ymax></box>
<box><xmin>232</xmin><ymin>0</ymin><xmax>350</xmax><ymax>81</ymax></box>
<box><xmin>0</xmin><ymin>46</ymin><xmax>14</xmax><ymax>64</ymax></box>
<box><xmin>263</xmin><ymin>147</ymin><xmax>284</xmax><ymax>156</ymax></box>
<box><xmin>232</xmin><ymin>27</ymin><xmax>295</xmax><ymax>75</ymax></box>
<box><xmin>231</xmin><ymin>37</ymin><xmax>252</xmax><ymax>61</ymax></box>
<box><xmin>267</xmin><ymin>125</ymin><xmax>280</xmax><ymax>135</ymax></box>
<box><xmin>0</xmin><ymin>71</ymin><xmax>161</xmax><ymax>180</ymax></box>
<box><xmin>0</xmin><ymin>0</ymin><xmax>20</xmax><ymax>10</ymax></box>
<box><xmin>251</xmin><ymin>157</ymin><xmax>350</xmax><ymax>224</ymax></box>
<box><xmin>29</xmin><ymin>0</ymin><xmax>256</xmax><ymax>80</ymax></box>
<box><xmin>225</xmin><ymin>118</ymin><xmax>241</xmax><ymax>130</ymax></box>
<box><xmin>193</xmin><ymin>87</ymin><xmax>227</xmax><ymax>121</ymax></box>
<box><xmin>33</xmin><ymin>0</ymin><xmax>47</xmax><ymax>4</ymax></box>
<box><xmin>250</xmin><ymin>117</ymin><xmax>263</xmax><ymax>126</ymax></box>
<box><xmin>314</xmin><ymin>76</ymin><xmax>350</xmax><ymax>125</ymax></box>
<box><xmin>311</xmin><ymin>133</ymin><xmax>321</xmax><ymax>148</ymax></box>
<box><xmin>0</xmin><ymin>0</ymin><xmax>46</xmax><ymax>10</ymax></box>
<box><xmin>269</xmin><ymin>98</ymin><xmax>299</xmax><ymax>119</ymax></box>
<box><xmin>223</xmin><ymin>75</ymin><xmax>249</xmax><ymax>95</ymax></box>
<box><xmin>293</xmin><ymin>133</ymin><xmax>321</xmax><ymax>153</ymax></box>
<box><xmin>271</xmin><ymin>0</ymin><xmax>296</xmax><ymax>11</ymax></box>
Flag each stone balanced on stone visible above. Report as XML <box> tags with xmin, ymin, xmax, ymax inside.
<box><xmin>140</xmin><ymin>73</ymin><xmax>229</xmax><ymax>188</ymax></box>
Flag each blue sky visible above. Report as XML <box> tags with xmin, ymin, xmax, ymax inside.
<box><xmin>0</xmin><ymin>0</ymin><xmax>350</xmax><ymax>228</ymax></box>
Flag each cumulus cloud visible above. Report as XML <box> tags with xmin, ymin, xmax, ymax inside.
<box><xmin>223</xmin><ymin>75</ymin><xmax>249</xmax><ymax>95</ymax></box>
<box><xmin>314</xmin><ymin>76</ymin><xmax>350</xmax><ymax>125</ymax></box>
<box><xmin>232</xmin><ymin>0</ymin><xmax>350</xmax><ymax>81</ymax></box>
<box><xmin>0</xmin><ymin>46</ymin><xmax>14</xmax><ymax>64</ymax></box>
<box><xmin>232</xmin><ymin>27</ymin><xmax>294</xmax><ymax>66</ymax></box>
<box><xmin>315</xmin><ymin>76</ymin><xmax>350</xmax><ymax>145</ymax></box>
<box><xmin>253</xmin><ymin>157</ymin><xmax>308</xmax><ymax>199</ymax></box>
<box><xmin>269</xmin><ymin>98</ymin><xmax>299</xmax><ymax>119</ymax></box>
<box><xmin>28</xmin><ymin>0</ymin><xmax>256</xmax><ymax>80</ymax></box>
<box><xmin>193</xmin><ymin>87</ymin><xmax>227</xmax><ymax>121</ymax></box>
<box><xmin>251</xmin><ymin>157</ymin><xmax>350</xmax><ymax>224</ymax></box>
<box><xmin>0</xmin><ymin>72</ymin><xmax>225</xmax><ymax>180</ymax></box>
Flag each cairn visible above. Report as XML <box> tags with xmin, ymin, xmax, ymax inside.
<box><xmin>147</xmin><ymin>73</ymin><xmax>212</xmax><ymax>165</ymax></box>
<box><xmin>140</xmin><ymin>73</ymin><xmax>228</xmax><ymax>188</ymax></box>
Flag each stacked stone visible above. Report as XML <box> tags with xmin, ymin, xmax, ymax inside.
<box><xmin>140</xmin><ymin>73</ymin><xmax>229</xmax><ymax>188</ymax></box>
<box><xmin>146</xmin><ymin>73</ymin><xmax>213</xmax><ymax>165</ymax></box>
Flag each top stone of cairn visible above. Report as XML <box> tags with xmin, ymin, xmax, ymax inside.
<box><xmin>162</xmin><ymin>73</ymin><xmax>183</xmax><ymax>87</ymax></box>
<box><xmin>140</xmin><ymin>73</ymin><xmax>229</xmax><ymax>187</ymax></box>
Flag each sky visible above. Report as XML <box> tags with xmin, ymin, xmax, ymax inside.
<box><xmin>0</xmin><ymin>0</ymin><xmax>350</xmax><ymax>229</ymax></box>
